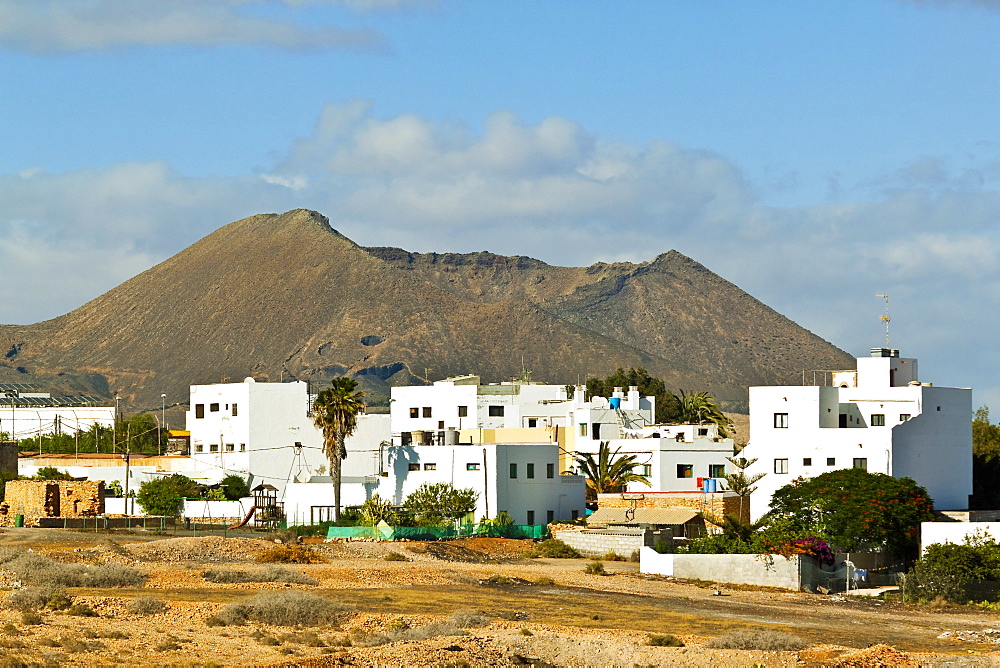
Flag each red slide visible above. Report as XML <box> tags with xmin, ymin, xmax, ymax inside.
<box><xmin>228</xmin><ymin>506</ymin><xmax>256</xmax><ymax>529</ymax></box>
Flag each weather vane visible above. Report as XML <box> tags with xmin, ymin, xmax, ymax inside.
<box><xmin>875</xmin><ymin>294</ymin><xmax>890</xmax><ymax>346</ymax></box>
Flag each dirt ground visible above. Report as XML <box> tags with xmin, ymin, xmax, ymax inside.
<box><xmin>0</xmin><ymin>529</ymin><xmax>998</xmax><ymax>666</ymax></box>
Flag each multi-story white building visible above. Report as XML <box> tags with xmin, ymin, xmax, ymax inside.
<box><xmin>185</xmin><ymin>378</ymin><xmax>388</xmax><ymax>493</ymax></box>
<box><xmin>742</xmin><ymin>348</ymin><xmax>972</xmax><ymax>520</ymax></box>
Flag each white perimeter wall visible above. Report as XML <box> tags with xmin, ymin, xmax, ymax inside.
<box><xmin>920</xmin><ymin>522</ymin><xmax>1000</xmax><ymax>555</ymax></box>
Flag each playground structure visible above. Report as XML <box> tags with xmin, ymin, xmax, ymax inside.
<box><xmin>227</xmin><ymin>484</ymin><xmax>285</xmax><ymax>530</ymax></box>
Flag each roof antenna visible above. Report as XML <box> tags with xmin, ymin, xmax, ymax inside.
<box><xmin>875</xmin><ymin>294</ymin><xmax>890</xmax><ymax>346</ymax></box>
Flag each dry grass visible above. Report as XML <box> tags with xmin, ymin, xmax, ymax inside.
<box><xmin>0</xmin><ymin>552</ymin><xmax>145</xmax><ymax>588</ymax></box>
<box><xmin>256</xmin><ymin>545</ymin><xmax>325</xmax><ymax>564</ymax></box>
<box><xmin>203</xmin><ymin>565</ymin><xmax>317</xmax><ymax>585</ymax></box>
<box><xmin>208</xmin><ymin>591</ymin><xmax>353</xmax><ymax>627</ymax></box>
<box><xmin>705</xmin><ymin>628</ymin><xmax>806</xmax><ymax>651</ymax></box>
<box><xmin>127</xmin><ymin>596</ymin><xmax>166</xmax><ymax>615</ymax></box>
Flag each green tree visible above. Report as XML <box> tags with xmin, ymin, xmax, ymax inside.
<box><xmin>359</xmin><ymin>494</ymin><xmax>397</xmax><ymax>528</ymax></box>
<box><xmin>403</xmin><ymin>483</ymin><xmax>479</xmax><ymax>526</ymax></box>
<box><xmin>32</xmin><ymin>466</ymin><xmax>74</xmax><ymax>480</ymax></box>
<box><xmin>903</xmin><ymin>532</ymin><xmax>1000</xmax><ymax>603</ymax></box>
<box><xmin>574</xmin><ymin>441</ymin><xmax>651</xmax><ymax>499</ymax></box>
<box><xmin>585</xmin><ymin>368</ymin><xmax>682</xmax><ymax>423</ymax></box>
<box><xmin>677</xmin><ymin>390</ymin><xmax>733</xmax><ymax>438</ymax></box>
<box><xmin>219</xmin><ymin>474</ymin><xmax>250</xmax><ymax>500</ymax></box>
<box><xmin>136</xmin><ymin>474</ymin><xmax>199</xmax><ymax>516</ymax></box>
<box><xmin>972</xmin><ymin>406</ymin><xmax>1000</xmax><ymax>509</ymax></box>
<box><xmin>768</xmin><ymin>468</ymin><xmax>935</xmax><ymax>558</ymax></box>
<box><xmin>311</xmin><ymin>378</ymin><xmax>366</xmax><ymax>521</ymax></box>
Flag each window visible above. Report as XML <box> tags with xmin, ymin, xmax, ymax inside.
<box><xmin>240</xmin><ymin>443</ymin><xmax>246</xmax><ymax>452</ymax></box>
<box><xmin>773</xmin><ymin>413</ymin><xmax>788</xmax><ymax>428</ymax></box>
<box><xmin>527</xmin><ymin>463</ymin><xmax>535</xmax><ymax>479</ymax></box>
<box><xmin>546</xmin><ymin>463</ymin><xmax>555</xmax><ymax>478</ymax></box>
<box><xmin>423</xmin><ymin>463</ymin><xmax>436</xmax><ymax>471</ymax></box>
<box><xmin>408</xmin><ymin>463</ymin><xmax>420</xmax><ymax>471</ymax></box>
<box><xmin>803</xmin><ymin>457</ymin><xmax>812</xmax><ymax>466</ymax></box>
<box><xmin>458</xmin><ymin>405</ymin><xmax>468</xmax><ymax>417</ymax></box>
<box><xmin>697</xmin><ymin>428</ymin><xmax>709</xmax><ymax>436</ymax></box>
<box><xmin>900</xmin><ymin>413</ymin><xmax>911</xmax><ymax>421</ymax></box>
<box><xmin>210</xmin><ymin>443</ymin><xmax>219</xmax><ymax>453</ymax></box>
<box><xmin>677</xmin><ymin>464</ymin><xmax>693</xmax><ymax>478</ymax></box>
<box><xmin>547</xmin><ymin>510</ymin><xmax>555</xmax><ymax>524</ymax></box>
<box><xmin>422</xmin><ymin>407</ymin><xmax>432</xmax><ymax>418</ymax></box>
<box><xmin>528</xmin><ymin>418</ymin><xmax>537</xmax><ymax>428</ymax></box>
<box><xmin>591</xmin><ymin>423</ymin><xmax>601</xmax><ymax>439</ymax></box>
<box><xmin>708</xmin><ymin>464</ymin><xmax>725</xmax><ymax>478</ymax></box>
<box><xmin>827</xmin><ymin>457</ymin><xmax>836</xmax><ymax>466</ymax></box>
<box><xmin>231</xmin><ymin>403</ymin><xmax>238</xmax><ymax>417</ymax></box>
<box><xmin>774</xmin><ymin>458</ymin><xmax>788</xmax><ymax>474</ymax></box>
<box><xmin>438</xmin><ymin>421</ymin><xmax>444</xmax><ymax>429</ymax></box>
<box><xmin>641</xmin><ymin>464</ymin><xmax>652</xmax><ymax>477</ymax></box>
<box><xmin>509</xmin><ymin>463</ymin><xmax>517</xmax><ymax>479</ymax></box>
<box><xmin>225</xmin><ymin>443</ymin><xmax>234</xmax><ymax>452</ymax></box>
<box><xmin>195</xmin><ymin>444</ymin><xmax>204</xmax><ymax>453</ymax></box>
<box><xmin>488</xmin><ymin>405</ymin><xmax>504</xmax><ymax>417</ymax></box>
<box><xmin>409</xmin><ymin>407</ymin><xmax>419</xmax><ymax>418</ymax></box>
<box><xmin>466</xmin><ymin>463</ymin><xmax>480</xmax><ymax>471</ymax></box>
<box><xmin>839</xmin><ymin>414</ymin><xmax>848</xmax><ymax>428</ymax></box>
<box><xmin>853</xmin><ymin>458</ymin><xmax>867</xmax><ymax>471</ymax></box>
<box><xmin>195</xmin><ymin>404</ymin><xmax>205</xmax><ymax>419</ymax></box>
<box><xmin>580</xmin><ymin>423</ymin><xmax>588</xmax><ymax>436</ymax></box>
<box><xmin>871</xmin><ymin>414</ymin><xmax>885</xmax><ymax>426</ymax></box>
<box><xmin>572</xmin><ymin>510</ymin><xmax>580</xmax><ymax>521</ymax></box>
<box><xmin>526</xmin><ymin>510</ymin><xmax>535</xmax><ymax>526</ymax></box>
<box><xmin>210</xmin><ymin>403</ymin><xmax>220</xmax><ymax>412</ymax></box>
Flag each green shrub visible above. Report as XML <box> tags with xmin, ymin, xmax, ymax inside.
<box><xmin>219</xmin><ymin>474</ymin><xmax>250</xmax><ymax>500</ymax></box>
<box><xmin>383</xmin><ymin>551</ymin><xmax>410</xmax><ymax>562</ymax></box>
<box><xmin>648</xmin><ymin>634</ymin><xmax>684</xmax><ymax>647</ymax></box>
<box><xmin>528</xmin><ymin>539</ymin><xmax>581</xmax><ymax>559</ymax></box>
<box><xmin>583</xmin><ymin>561</ymin><xmax>606</xmax><ymax>575</ymax></box>
<box><xmin>484</xmin><ymin>574</ymin><xmax>516</xmax><ymax>585</ymax></box>
<box><xmin>533</xmin><ymin>576</ymin><xmax>555</xmax><ymax>586</ymax></box>
<box><xmin>705</xmin><ymin>629</ymin><xmax>806</xmax><ymax>651</ymax></box>
<box><xmin>128</xmin><ymin>596</ymin><xmax>166</xmax><ymax>615</ymax></box>
<box><xmin>136</xmin><ymin>474</ymin><xmax>199</xmax><ymax>516</ymax></box>
<box><xmin>211</xmin><ymin>591</ymin><xmax>352</xmax><ymax>627</ymax></box>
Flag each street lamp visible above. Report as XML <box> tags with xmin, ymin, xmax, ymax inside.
<box><xmin>160</xmin><ymin>393</ymin><xmax>166</xmax><ymax>456</ymax></box>
<box><xmin>114</xmin><ymin>396</ymin><xmax>121</xmax><ymax>454</ymax></box>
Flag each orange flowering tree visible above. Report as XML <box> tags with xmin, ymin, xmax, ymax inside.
<box><xmin>769</xmin><ymin>468</ymin><xmax>935</xmax><ymax>559</ymax></box>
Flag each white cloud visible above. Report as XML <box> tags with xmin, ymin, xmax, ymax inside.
<box><xmin>0</xmin><ymin>0</ymin><xmax>390</xmax><ymax>54</ymax></box>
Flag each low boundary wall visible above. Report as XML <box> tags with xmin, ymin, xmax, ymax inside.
<box><xmin>552</xmin><ymin>529</ymin><xmax>644</xmax><ymax>557</ymax></box>
<box><xmin>640</xmin><ymin>548</ymin><xmax>829</xmax><ymax>591</ymax></box>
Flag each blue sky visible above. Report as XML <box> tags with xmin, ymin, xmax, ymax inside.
<box><xmin>2</xmin><ymin>0</ymin><xmax>999</xmax><ymax>411</ymax></box>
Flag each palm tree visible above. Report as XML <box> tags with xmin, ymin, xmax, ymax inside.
<box><xmin>312</xmin><ymin>378</ymin><xmax>365</xmax><ymax>521</ymax></box>
<box><xmin>678</xmin><ymin>390</ymin><xmax>734</xmax><ymax>438</ymax></box>
<box><xmin>574</xmin><ymin>441</ymin><xmax>651</xmax><ymax>501</ymax></box>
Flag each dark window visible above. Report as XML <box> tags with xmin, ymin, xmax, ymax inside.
<box><xmin>466</xmin><ymin>463</ymin><xmax>480</xmax><ymax>471</ymax></box>
<box><xmin>547</xmin><ymin>510</ymin><xmax>555</xmax><ymax>524</ymax></box>
<box><xmin>591</xmin><ymin>423</ymin><xmax>601</xmax><ymax>439</ymax></box>
<box><xmin>409</xmin><ymin>407</ymin><xmax>419</xmax><ymax>418</ymax></box>
<box><xmin>225</xmin><ymin>443</ymin><xmax>234</xmax><ymax>452</ymax></box>
<box><xmin>827</xmin><ymin>457</ymin><xmax>836</xmax><ymax>466</ymax></box>
<box><xmin>423</xmin><ymin>463</ymin><xmax>436</xmax><ymax>471</ymax></box>
<box><xmin>458</xmin><ymin>405</ymin><xmax>468</xmax><ymax>417</ymax></box>
<box><xmin>697</xmin><ymin>428</ymin><xmax>709</xmax><ymax>436</ymax></box>
<box><xmin>195</xmin><ymin>404</ymin><xmax>205</xmax><ymax>419</ymax></box>
<box><xmin>773</xmin><ymin>413</ymin><xmax>788</xmax><ymax>428</ymax></box>
<box><xmin>900</xmin><ymin>413</ymin><xmax>911</xmax><ymax>421</ymax></box>
<box><xmin>509</xmin><ymin>463</ymin><xmax>517</xmax><ymax>479</ymax></box>
<box><xmin>709</xmin><ymin>464</ymin><xmax>725</xmax><ymax>478</ymax></box>
<box><xmin>803</xmin><ymin>457</ymin><xmax>812</xmax><ymax>466</ymax></box>
<box><xmin>580</xmin><ymin>423</ymin><xmax>588</xmax><ymax>436</ymax></box>
<box><xmin>853</xmin><ymin>458</ymin><xmax>867</xmax><ymax>471</ymax></box>
<box><xmin>210</xmin><ymin>403</ymin><xmax>220</xmax><ymax>412</ymax></box>
<box><xmin>210</xmin><ymin>443</ymin><xmax>219</xmax><ymax>453</ymax></box>
<box><xmin>231</xmin><ymin>403</ymin><xmax>238</xmax><ymax>417</ymax></box>
<box><xmin>527</xmin><ymin>463</ymin><xmax>535</xmax><ymax>479</ymax></box>
<box><xmin>546</xmin><ymin>463</ymin><xmax>554</xmax><ymax>478</ymax></box>
<box><xmin>839</xmin><ymin>414</ymin><xmax>848</xmax><ymax>428</ymax></box>
<box><xmin>871</xmin><ymin>414</ymin><xmax>885</xmax><ymax>426</ymax></box>
<box><xmin>489</xmin><ymin>405</ymin><xmax>504</xmax><ymax>417</ymax></box>
<box><xmin>528</xmin><ymin>418</ymin><xmax>537</xmax><ymax>428</ymax></box>
<box><xmin>408</xmin><ymin>463</ymin><xmax>420</xmax><ymax>471</ymax></box>
<box><xmin>422</xmin><ymin>407</ymin><xmax>432</xmax><ymax>418</ymax></box>
<box><xmin>774</xmin><ymin>458</ymin><xmax>788</xmax><ymax>474</ymax></box>
<box><xmin>438</xmin><ymin>421</ymin><xmax>444</xmax><ymax>429</ymax></box>
<box><xmin>240</xmin><ymin>443</ymin><xmax>246</xmax><ymax>452</ymax></box>
<box><xmin>526</xmin><ymin>510</ymin><xmax>535</xmax><ymax>526</ymax></box>
<box><xmin>677</xmin><ymin>464</ymin><xmax>693</xmax><ymax>478</ymax></box>
<box><xmin>195</xmin><ymin>444</ymin><xmax>204</xmax><ymax>453</ymax></box>
<box><xmin>572</xmin><ymin>510</ymin><xmax>580</xmax><ymax>520</ymax></box>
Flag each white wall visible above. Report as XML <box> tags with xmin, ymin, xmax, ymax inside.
<box><xmin>920</xmin><ymin>522</ymin><xmax>1000</xmax><ymax>554</ymax></box>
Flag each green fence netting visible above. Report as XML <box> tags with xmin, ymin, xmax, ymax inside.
<box><xmin>327</xmin><ymin>523</ymin><xmax>548</xmax><ymax>540</ymax></box>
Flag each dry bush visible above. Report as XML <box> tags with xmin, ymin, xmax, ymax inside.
<box><xmin>583</xmin><ymin>561</ymin><xmax>606</xmax><ymax>575</ymax></box>
<box><xmin>209</xmin><ymin>591</ymin><xmax>352</xmax><ymax>627</ymax></box>
<box><xmin>256</xmin><ymin>545</ymin><xmax>324</xmax><ymax>565</ymax></box>
<box><xmin>203</xmin><ymin>565</ymin><xmax>317</xmax><ymax>585</ymax></box>
<box><xmin>19</xmin><ymin>612</ymin><xmax>42</xmax><ymax>626</ymax></box>
<box><xmin>1</xmin><ymin>553</ymin><xmax>145</xmax><ymax>588</ymax></box>
<box><xmin>280</xmin><ymin>631</ymin><xmax>325</xmax><ymax>647</ymax></box>
<box><xmin>5</xmin><ymin>586</ymin><xmax>68</xmax><ymax>612</ymax></box>
<box><xmin>383</xmin><ymin>551</ymin><xmax>409</xmax><ymax>562</ymax></box>
<box><xmin>448</xmin><ymin>609</ymin><xmax>487</xmax><ymax>628</ymax></box>
<box><xmin>533</xmin><ymin>576</ymin><xmax>555</xmax><ymax>586</ymax></box>
<box><xmin>601</xmin><ymin>551</ymin><xmax>627</xmax><ymax>562</ymax></box>
<box><xmin>128</xmin><ymin>596</ymin><xmax>166</xmax><ymax>615</ymax></box>
<box><xmin>67</xmin><ymin>603</ymin><xmax>97</xmax><ymax>617</ymax></box>
<box><xmin>523</xmin><ymin>539</ymin><xmax>580</xmax><ymax>559</ymax></box>
<box><xmin>705</xmin><ymin>628</ymin><xmax>806</xmax><ymax>651</ymax></box>
<box><xmin>648</xmin><ymin>634</ymin><xmax>684</xmax><ymax>647</ymax></box>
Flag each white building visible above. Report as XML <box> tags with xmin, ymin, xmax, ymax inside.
<box><xmin>185</xmin><ymin>378</ymin><xmax>388</xmax><ymax>494</ymax></box>
<box><xmin>0</xmin><ymin>384</ymin><xmax>114</xmax><ymax>441</ymax></box>
<box><xmin>742</xmin><ymin>348</ymin><xmax>972</xmax><ymax>520</ymax></box>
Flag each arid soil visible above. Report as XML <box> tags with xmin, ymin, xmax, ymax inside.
<box><xmin>0</xmin><ymin>529</ymin><xmax>998</xmax><ymax>666</ymax></box>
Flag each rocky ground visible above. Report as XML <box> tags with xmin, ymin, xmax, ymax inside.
<box><xmin>0</xmin><ymin>529</ymin><xmax>997</xmax><ymax>666</ymax></box>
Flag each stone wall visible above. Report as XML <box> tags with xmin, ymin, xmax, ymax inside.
<box><xmin>597</xmin><ymin>491</ymin><xmax>748</xmax><ymax>524</ymax></box>
<box><xmin>0</xmin><ymin>480</ymin><xmax>104</xmax><ymax>527</ymax></box>
<box><xmin>552</xmin><ymin>529</ymin><xmax>644</xmax><ymax>558</ymax></box>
